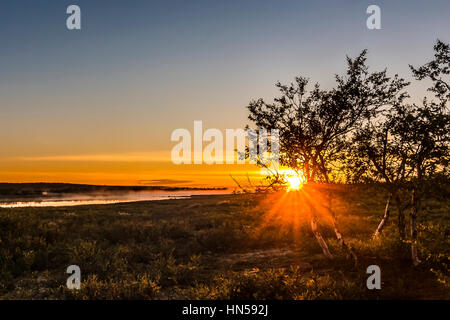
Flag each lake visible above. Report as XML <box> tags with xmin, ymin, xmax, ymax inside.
<box><xmin>0</xmin><ymin>190</ymin><xmax>231</xmax><ymax>208</ymax></box>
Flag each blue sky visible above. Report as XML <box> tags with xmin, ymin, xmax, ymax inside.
<box><xmin>0</xmin><ymin>1</ymin><xmax>449</xmax><ymax>185</ymax></box>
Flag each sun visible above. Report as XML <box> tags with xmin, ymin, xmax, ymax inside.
<box><xmin>280</xmin><ymin>169</ymin><xmax>305</xmax><ymax>190</ymax></box>
<box><xmin>286</xmin><ymin>175</ymin><xmax>302</xmax><ymax>190</ymax></box>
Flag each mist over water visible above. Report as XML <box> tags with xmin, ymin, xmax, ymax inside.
<box><xmin>0</xmin><ymin>190</ymin><xmax>231</xmax><ymax>208</ymax></box>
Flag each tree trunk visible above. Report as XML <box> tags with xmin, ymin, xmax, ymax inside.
<box><xmin>310</xmin><ymin>216</ymin><xmax>333</xmax><ymax>259</ymax></box>
<box><xmin>373</xmin><ymin>193</ymin><xmax>392</xmax><ymax>239</ymax></box>
<box><xmin>410</xmin><ymin>188</ymin><xmax>421</xmax><ymax>266</ymax></box>
<box><xmin>329</xmin><ymin>208</ymin><xmax>358</xmax><ymax>264</ymax></box>
<box><xmin>303</xmin><ymin>191</ymin><xmax>333</xmax><ymax>259</ymax></box>
<box><xmin>314</xmin><ymin>162</ymin><xmax>356</xmax><ymax>261</ymax></box>
<box><xmin>326</xmin><ymin>195</ymin><xmax>358</xmax><ymax>264</ymax></box>
<box><xmin>395</xmin><ymin>193</ymin><xmax>406</xmax><ymax>240</ymax></box>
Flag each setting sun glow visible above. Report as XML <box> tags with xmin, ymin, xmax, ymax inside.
<box><xmin>280</xmin><ymin>169</ymin><xmax>305</xmax><ymax>190</ymax></box>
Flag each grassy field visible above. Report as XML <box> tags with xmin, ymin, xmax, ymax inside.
<box><xmin>0</xmin><ymin>184</ymin><xmax>448</xmax><ymax>299</ymax></box>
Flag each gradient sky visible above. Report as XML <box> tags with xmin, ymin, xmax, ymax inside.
<box><xmin>0</xmin><ymin>0</ymin><xmax>449</xmax><ymax>187</ymax></box>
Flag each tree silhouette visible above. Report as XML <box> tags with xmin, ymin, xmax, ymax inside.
<box><xmin>405</xmin><ymin>40</ymin><xmax>450</xmax><ymax>265</ymax></box>
<box><xmin>342</xmin><ymin>40</ymin><xmax>449</xmax><ymax>265</ymax></box>
<box><xmin>410</xmin><ymin>40</ymin><xmax>450</xmax><ymax>106</ymax></box>
<box><xmin>246</xmin><ymin>51</ymin><xmax>409</xmax><ymax>262</ymax></box>
<box><xmin>350</xmin><ymin>107</ymin><xmax>412</xmax><ymax>239</ymax></box>
<box><xmin>248</xmin><ymin>51</ymin><xmax>409</xmax><ymax>183</ymax></box>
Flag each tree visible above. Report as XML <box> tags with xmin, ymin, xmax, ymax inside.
<box><xmin>391</xmin><ymin>102</ymin><xmax>449</xmax><ymax>265</ymax></box>
<box><xmin>350</xmin><ymin>109</ymin><xmax>413</xmax><ymax>239</ymax></box>
<box><xmin>406</xmin><ymin>40</ymin><xmax>450</xmax><ymax>265</ymax></box>
<box><xmin>410</xmin><ymin>40</ymin><xmax>450</xmax><ymax>106</ymax></box>
<box><xmin>246</xmin><ymin>51</ymin><xmax>409</xmax><ymax>262</ymax></box>
<box><xmin>353</xmin><ymin>40</ymin><xmax>449</xmax><ymax>264</ymax></box>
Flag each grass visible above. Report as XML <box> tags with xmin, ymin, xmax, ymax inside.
<box><xmin>0</xmin><ymin>184</ymin><xmax>448</xmax><ymax>299</ymax></box>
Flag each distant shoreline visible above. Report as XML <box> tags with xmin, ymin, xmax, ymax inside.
<box><xmin>0</xmin><ymin>182</ymin><xmax>228</xmax><ymax>200</ymax></box>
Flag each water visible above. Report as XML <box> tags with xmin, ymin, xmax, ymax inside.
<box><xmin>0</xmin><ymin>190</ymin><xmax>231</xmax><ymax>208</ymax></box>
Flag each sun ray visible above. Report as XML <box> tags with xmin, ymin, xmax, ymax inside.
<box><xmin>279</xmin><ymin>169</ymin><xmax>306</xmax><ymax>191</ymax></box>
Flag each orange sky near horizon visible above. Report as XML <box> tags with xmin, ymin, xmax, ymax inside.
<box><xmin>0</xmin><ymin>151</ymin><xmax>262</xmax><ymax>188</ymax></box>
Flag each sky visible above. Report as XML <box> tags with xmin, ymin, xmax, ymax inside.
<box><xmin>0</xmin><ymin>0</ymin><xmax>449</xmax><ymax>187</ymax></box>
